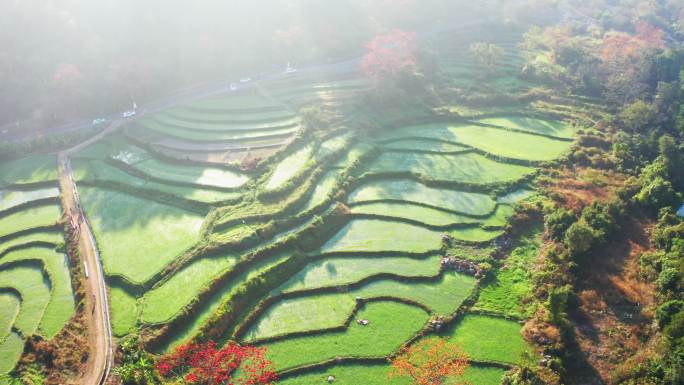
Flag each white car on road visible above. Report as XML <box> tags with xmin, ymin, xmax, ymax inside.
<box><xmin>122</xmin><ymin>110</ymin><xmax>136</xmax><ymax>118</ymax></box>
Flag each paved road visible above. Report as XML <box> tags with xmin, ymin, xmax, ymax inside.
<box><xmin>58</xmin><ymin>152</ymin><xmax>113</xmax><ymax>385</ymax></box>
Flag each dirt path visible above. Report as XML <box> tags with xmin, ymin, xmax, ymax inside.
<box><xmin>58</xmin><ymin>124</ymin><xmax>117</xmax><ymax>385</ymax></box>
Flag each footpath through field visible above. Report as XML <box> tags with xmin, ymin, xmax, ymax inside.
<box><xmin>58</xmin><ymin>122</ymin><xmax>118</xmax><ymax>385</ymax></box>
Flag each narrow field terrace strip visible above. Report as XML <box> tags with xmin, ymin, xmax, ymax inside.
<box><xmin>141</xmin><ymin>252</ymin><xmax>239</xmax><ymax>324</ymax></box>
<box><xmin>262</xmin><ymin>301</ymin><xmax>429</xmax><ymax>370</ymax></box>
<box><xmin>350</xmin><ymin>202</ymin><xmax>482</xmax><ymax>227</ymax></box>
<box><xmin>320</xmin><ymin>219</ymin><xmax>442</xmax><ymax>254</ymax></box>
<box><xmin>377</xmin><ymin>122</ymin><xmax>571</xmax><ymax>161</ymax></box>
<box><xmin>246</xmin><ymin>272</ymin><xmax>475</xmax><ymax>341</ymax></box>
<box><xmin>0</xmin><ymin>205</ymin><xmax>61</xmax><ymax>239</ymax></box>
<box><xmin>367</xmin><ymin>151</ymin><xmax>535</xmax><ymax>184</ymax></box>
<box><xmin>347</xmin><ymin>179</ymin><xmax>496</xmax><ymax>216</ymax></box>
<box><xmin>437</xmin><ymin>314</ymin><xmax>530</xmax><ymax>364</ymax></box>
<box><xmin>131</xmin><ymin>158</ymin><xmax>248</xmax><ymax>189</ymax></box>
<box><xmin>0</xmin><ymin>232</ymin><xmax>63</xmax><ymax>256</ymax></box>
<box><xmin>109</xmin><ymin>285</ymin><xmax>138</xmax><ymax>337</ymax></box>
<box><xmin>276</xmin><ymin>254</ymin><xmax>442</xmax><ymax>293</ymax></box>
<box><xmin>0</xmin><ymin>247</ymin><xmax>75</xmax><ymax>338</ymax></box>
<box><xmin>279</xmin><ymin>363</ymin><xmax>506</xmax><ymax>385</ymax></box>
<box><xmin>444</xmin><ymin>124</ymin><xmax>572</xmax><ymax>161</ymax></box>
<box><xmin>75</xmin><ymin>159</ymin><xmax>241</xmax><ymax>203</ymax></box>
<box><xmin>0</xmin><ymin>155</ymin><xmax>58</xmax><ymax>187</ymax></box>
<box><xmin>79</xmin><ymin>187</ymin><xmax>204</xmax><ymax>284</ymax></box>
<box><xmin>476</xmin><ymin>116</ymin><xmax>577</xmax><ymax>139</ymax></box>
<box><xmin>381</xmin><ymin>138</ymin><xmax>468</xmax><ymax>153</ymax></box>
<box><xmin>0</xmin><ymin>332</ymin><xmax>24</xmax><ymax>375</ymax></box>
<box><xmin>0</xmin><ymin>292</ymin><xmax>20</xmax><ymax>341</ymax></box>
<box><xmin>265</xmin><ymin>145</ymin><xmax>315</xmax><ymax>190</ymax></box>
<box><xmin>0</xmin><ymin>265</ymin><xmax>50</xmax><ymax>337</ymax></box>
<box><xmin>0</xmin><ymin>187</ymin><xmax>59</xmax><ymax>212</ymax></box>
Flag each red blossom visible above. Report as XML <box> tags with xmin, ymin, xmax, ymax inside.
<box><xmin>361</xmin><ymin>29</ymin><xmax>418</xmax><ymax>82</ymax></box>
<box><xmin>156</xmin><ymin>341</ymin><xmax>277</xmax><ymax>385</ymax></box>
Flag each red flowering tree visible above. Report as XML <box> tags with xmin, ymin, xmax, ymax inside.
<box><xmin>361</xmin><ymin>29</ymin><xmax>418</xmax><ymax>83</ymax></box>
<box><xmin>156</xmin><ymin>341</ymin><xmax>277</xmax><ymax>385</ymax></box>
<box><xmin>389</xmin><ymin>338</ymin><xmax>469</xmax><ymax>385</ymax></box>
<box><xmin>600</xmin><ymin>22</ymin><xmax>665</xmax><ymax>64</ymax></box>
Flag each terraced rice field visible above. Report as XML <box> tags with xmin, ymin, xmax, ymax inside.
<box><xmin>321</xmin><ymin>219</ymin><xmax>443</xmax><ymax>253</ymax></box>
<box><xmin>0</xmin><ymin>155</ymin><xmax>58</xmax><ymax>187</ymax></box>
<box><xmin>1</xmin><ymin>27</ymin><xmax>581</xmax><ymax>384</ymax></box>
<box><xmin>0</xmin><ymin>156</ymin><xmax>74</xmax><ymax>379</ymax></box>
<box><xmin>246</xmin><ymin>272</ymin><xmax>475</xmax><ymax>342</ymax></box>
<box><xmin>0</xmin><ymin>204</ymin><xmax>61</xmax><ymax>238</ymax></box>
<box><xmin>265</xmin><ymin>145</ymin><xmax>314</xmax><ymax>190</ymax></box>
<box><xmin>367</xmin><ymin>152</ymin><xmax>535</xmax><ymax>185</ymax></box>
<box><xmin>263</xmin><ymin>301</ymin><xmax>430</xmax><ymax>370</ymax></box>
<box><xmin>127</xmin><ymin>90</ymin><xmax>302</xmax><ymax>161</ymax></box>
<box><xmin>79</xmin><ymin>186</ymin><xmax>204</xmax><ymax>284</ymax></box>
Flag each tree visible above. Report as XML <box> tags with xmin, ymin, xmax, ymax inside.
<box><xmin>469</xmin><ymin>42</ymin><xmax>505</xmax><ymax>76</ymax></box>
<box><xmin>156</xmin><ymin>341</ymin><xmax>277</xmax><ymax>385</ymax></box>
<box><xmin>564</xmin><ymin>221</ymin><xmax>596</xmax><ymax>259</ymax></box>
<box><xmin>114</xmin><ymin>335</ymin><xmax>159</xmax><ymax>385</ymax></box>
<box><xmin>619</xmin><ymin>100</ymin><xmax>657</xmax><ymax>132</ymax></box>
<box><xmin>389</xmin><ymin>338</ymin><xmax>469</xmax><ymax>385</ymax></box>
<box><xmin>361</xmin><ymin>29</ymin><xmax>419</xmax><ymax>84</ymax></box>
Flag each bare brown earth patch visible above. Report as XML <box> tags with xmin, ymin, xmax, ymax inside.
<box><xmin>565</xmin><ymin>217</ymin><xmax>658</xmax><ymax>385</ymax></box>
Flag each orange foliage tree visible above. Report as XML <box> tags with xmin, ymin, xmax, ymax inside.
<box><xmin>389</xmin><ymin>338</ymin><xmax>470</xmax><ymax>385</ymax></box>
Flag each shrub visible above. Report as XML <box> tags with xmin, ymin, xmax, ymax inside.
<box><xmin>563</xmin><ymin>221</ymin><xmax>596</xmax><ymax>259</ymax></box>
<box><xmin>657</xmin><ymin>300</ymin><xmax>684</xmax><ymax>328</ymax></box>
<box><xmin>545</xmin><ymin>208</ymin><xmax>577</xmax><ymax>241</ymax></box>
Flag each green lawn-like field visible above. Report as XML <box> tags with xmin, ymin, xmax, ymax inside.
<box><xmin>132</xmin><ymin>158</ymin><xmax>248</xmax><ymax>189</ymax></box>
<box><xmin>315</xmin><ymin>132</ymin><xmax>353</xmax><ymax>160</ymax></box>
<box><xmin>265</xmin><ymin>146</ymin><xmax>314</xmax><ymax>190</ymax></box>
<box><xmin>0</xmin><ymin>265</ymin><xmax>50</xmax><ymax>336</ymax></box>
<box><xmin>0</xmin><ymin>247</ymin><xmax>75</xmax><ymax>339</ymax></box>
<box><xmin>0</xmin><ymin>231</ymin><xmax>63</xmax><ymax>255</ymax></box>
<box><xmin>158</xmin><ymin>250</ymin><xmax>295</xmax><ymax>352</ymax></box>
<box><xmin>141</xmin><ymin>252</ymin><xmax>239</xmax><ymax>324</ymax></box>
<box><xmin>348</xmin><ymin>179</ymin><xmax>495</xmax><ymax>216</ymax></box>
<box><xmin>334</xmin><ymin>143</ymin><xmax>373</xmax><ymax>168</ymax></box>
<box><xmin>321</xmin><ymin>219</ymin><xmax>442</xmax><ymax>254</ymax></box>
<box><xmin>0</xmin><ymin>292</ymin><xmax>20</xmax><ymax>340</ymax></box>
<box><xmin>263</xmin><ymin>301</ymin><xmax>429</xmax><ymax>370</ymax></box>
<box><xmin>183</xmin><ymin>94</ymin><xmax>280</xmax><ymax>111</ymax></box>
<box><xmin>140</xmin><ymin>119</ymin><xmax>299</xmax><ymax>141</ymax></box>
<box><xmin>449</xmin><ymin>226</ymin><xmax>504</xmax><ymax>243</ymax></box>
<box><xmin>476</xmin><ymin>116</ymin><xmax>576</xmax><ymax>139</ymax></box>
<box><xmin>480</xmin><ymin>204</ymin><xmax>516</xmax><ymax>228</ymax></box>
<box><xmin>0</xmin><ymin>187</ymin><xmax>59</xmax><ymax>212</ymax></box>
<box><xmin>350</xmin><ymin>202</ymin><xmax>481</xmax><ymax>227</ymax></box>
<box><xmin>440</xmin><ymin>314</ymin><xmax>529</xmax><ymax>364</ymax></box>
<box><xmin>301</xmin><ymin>169</ymin><xmax>342</xmax><ymax>212</ymax></box>
<box><xmin>497</xmin><ymin>188</ymin><xmax>536</xmax><ymax>204</ymax></box>
<box><xmin>279</xmin><ymin>363</ymin><xmax>505</xmax><ymax>385</ymax></box>
<box><xmin>75</xmin><ymin>159</ymin><xmax>241</xmax><ymax>203</ymax></box>
<box><xmin>445</xmin><ymin>124</ymin><xmax>571</xmax><ymax>161</ymax></box>
<box><xmin>381</xmin><ymin>138</ymin><xmax>468</xmax><ymax>153</ymax></box>
<box><xmin>0</xmin><ymin>332</ymin><xmax>24</xmax><ymax>375</ymax></box>
<box><xmin>0</xmin><ymin>205</ymin><xmax>61</xmax><ymax>238</ymax></box>
<box><xmin>367</xmin><ymin>151</ymin><xmax>534</xmax><ymax>185</ymax></box>
<box><xmin>159</xmin><ymin>108</ymin><xmax>295</xmax><ymax>125</ymax></box>
<box><xmin>276</xmin><ymin>254</ymin><xmax>442</xmax><ymax>293</ymax></box>
<box><xmin>79</xmin><ymin>187</ymin><xmax>204</xmax><ymax>284</ymax></box>
<box><xmin>109</xmin><ymin>285</ymin><xmax>138</xmax><ymax>337</ymax></box>
<box><xmin>0</xmin><ymin>155</ymin><xmax>58</xmax><ymax>187</ymax></box>
<box><xmin>246</xmin><ymin>272</ymin><xmax>475</xmax><ymax>341</ymax></box>
<box><xmin>475</xmin><ymin>227</ymin><xmax>540</xmax><ymax>318</ymax></box>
